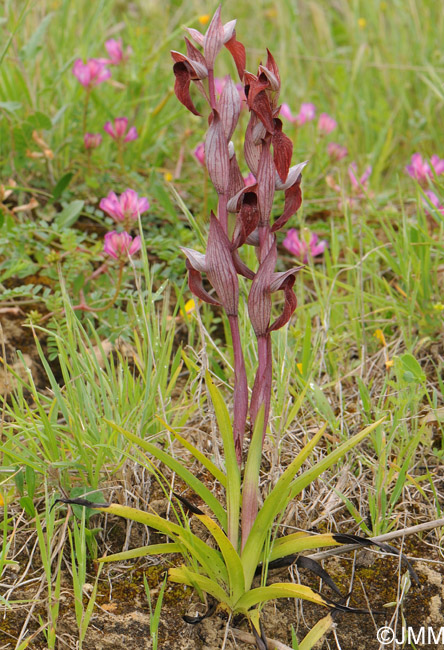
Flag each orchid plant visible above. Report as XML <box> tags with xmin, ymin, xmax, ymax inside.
<box><xmin>58</xmin><ymin>8</ymin><xmax>405</xmax><ymax>648</ymax></box>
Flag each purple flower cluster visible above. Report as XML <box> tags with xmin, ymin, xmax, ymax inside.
<box><xmin>280</xmin><ymin>102</ymin><xmax>347</xmax><ymax>162</ymax></box>
<box><xmin>72</xmin><ymin>39</ymin><xmax>138</xmax><ymax>150</ymax></box>
<box><xmin>283</xmin><ymin>229</ymin><xmax>327</xmax><ymax>263</ymax></box>
<box><xmin>405</xmin><ymin>153</ymin><xmax>444</xmax><ymax>214</ymax></box>
<box><xmin>99</xmin><ymin>189</ymin><xmax>149</xmax><ymax>261</ymax></box>
<box><xmin>326</xmin><ymin>162</ymin><xmax>372</xmax><ymax>210</ymax></box>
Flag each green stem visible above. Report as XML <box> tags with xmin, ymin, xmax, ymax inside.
<box><xmin>117</xmin><ymin>140</ymin><xmax>124</xmax><ymax>173</ymax></box>
<box><xmin>88</xmin><ymin>262</ymin><xmax>125</xmax><ymax>312</ymax></box>
<box><xmin>82</xmin><ymin>88</ymin><xmax>91</xmax><ymax>139</ymax></box>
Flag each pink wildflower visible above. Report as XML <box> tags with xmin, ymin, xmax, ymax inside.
<box><xmin>280</xmin><ymin>102</ymin><xmax>316</xmax><ymax>125</ymax></box>
<box><xmin>104</xmin><ymin>231</ymin><xmax>142</xmax><ymax>260</ymax></box>
<box><xmin>72</xmin><ymin>58</ymin><xmax>111</xmax><ymax>88</ymax></box>
<box><xmin>348</xmin><ymin>162</ymin><xmax>372</xmax><ymax>190</ymax></box>
<box><xmin>214</xmin><ymin>77</ymin><xmax>246</xmax><ymax>106</ymax></box>
<box><xmin>327</xmin><ymin>142</ymin><xmax>348</xmax><ymax>161</ymax></box>
<box><xmin>326</xmin><ymin>162</ymin><xmax>373</xmax><ymax>210</ymax></box>
<box><xmin>280</xmin><ymin>103</ymin><xmax>296</xmax><ymax>122</ymax></box>
<box><xmin>100</xmin><ymin>189</ymin><xmax>150</xmax><ymax>224</ymax></box>
<box><xmin>405</xmin><ymin>154</ymin><xmax>431</xmax><ymax>182</ymax></box>
<box><xmin>214</xmin><ymin>77</ymin><xmax>226</xmax><ymax>96</ymax></box>
<box><xmin>194</xmin><ymin>142</ymin><xmax>205</xmax><ymax>166</ymax></box>
<box><xmin>105</xmin><ymin>38</ymin><xmax>131</xmax><ymax>65</ymax></box>
<box><xmin>423</xmin><ymin>190</ymin><xmax>444</xmax><ymax>215</ymax></box>
<box><xmin>318</xmin><ymin>112</ymin><xmax>337</xmax><ymax>134</ymax></box>
<box><xmin>84</xmin><ymin>133</ymin><xmax>102</xmax><ymax>149</ymax></box>
<box><xmin>296</xmin><ymin>103</ymin><xmax>316</xmax><ymax>125</ymax></box>
<box><xmin>430</xmin><ymin>155</ymin><xmax>444</xmax><ymax>176</ymax></box>
<box><xmin>283</xmin><ymin>229</ymin><xmax>327</xmax><ymax>263</ymax></box>
<box><xmin>103</xmin><ymin>117</ymin><xmax>138</xmax><ymax>142</ymax></box>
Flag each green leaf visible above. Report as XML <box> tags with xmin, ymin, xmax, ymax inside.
<box><xmin>158</xmin><ymin>418</ymin><xmax>227</xmax><ymax>487</ymax></box>
<box><xmin>69</xmin><ymin>488</ymin><xmax>106</xmax><ymax>520</ymax></box>
<box><xmin>196</xmin><ymin>515</ymin><xmax>245</xmax><ymax>602</ymax></box>
<box><xmin>298</xmin><ymin>613</ymin><xmax>334</xmax><ymax>650</ymax></box>
<box><xmin>95</xmin><ymin>503</ymin><xmax>228</xmax><ymax>585</ymax></box>
<box><xmin>269</xmin><ymin>533</ymin><xmax>343</xmax><ymax>562</ymax></box>
<box><xmin>169</xmin><ymin>566</ymin><xmax>231</xmax><ymax>606</ymax></box>
<box><xmin>0</xmin><ymin>101</ymin><xmax>22</xmax><ymax>113</ymax></box>
<box><xmin>54</xmin><ymin>200</ymin><xmax>84</xmax><ymax>228</ymax></box>
<box><xmin>20</xmin><ymin>13</ymin><xmax>54</xmax><ymax>61</ymax></box>
<box><xmin>19</xmin><ymin>495</ymin><xmax>35</xmax><ymax>518</ymax></box>
<box><xmin>104</xmin><ymin>419</ymin><xmax>227</xmax><ymax>531</ymax></box>
<box><xmin>27</xmin><ymin>111</ymin><xmax>52</xmax><ymax>130</ymax></box>
<box><xmin>206</xmin><ymin>373</ymin><xmax>240</xmax><ymax>550</ymax></box>
<box><xmin>397</xmin><ymin>353</ymin><xmax>426</xmax><ymax>384</ymax></box>
<box><xmin>52</xmin><ymin>172</ymin><xmax>74</xmax><ymax>200</ymax></box>
<box><xmin>25</xmin><ymin>465</ymin><xmax>36</xmax><ymax>498</ymax></box>
<box><xmin>241</xmin><ymin>425</ymin><xmax>326</xmax><ymax>589</ymax></box>
<box><xmin>235</xmin><ymin>583</ymin><xmax>329</xmax><ymax>612</ymax></box>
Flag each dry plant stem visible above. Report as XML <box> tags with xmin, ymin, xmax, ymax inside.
<box><xmin>308</xmin><ymin>517</ymin><xmax>444</xmax><ymax>562</ymax></box>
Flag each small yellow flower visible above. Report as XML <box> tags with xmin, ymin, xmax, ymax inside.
<box><xmin>198</xmin><ymin>14</ymin><xmax>210</xmax><ymax>25</ymax></box>
<box><xmin>180</xmin><ymin>298</ymin><xmax>196</xmax><ymax>318</ymax></box>
<box><xmin>358</xmin><ymin>17</ymin><xmax>366</xmax><ymax>29</ymax></box>
<box><xmin>164</xmin><ymin>171</ymin><xmax>173</xmax><ymax>183</ymax></box>
<box><xmin>433</xmin><ymin>302</ymin><xmax>444</xmax><ymax>312</ymax></box>
<box><xmin>374</xmin><ymin>329</ymin><xmax>386</xmax><ymax>347</ymax></box>
<box><xmin>264</xmin><ymin>8</ymin><xmax>278</xmax><ymax>19</ymax></box>
<box><xmin>385</xmin><ymin>359</ymin><xmax>394</xmax><ymax>370</ymax></box>
<box><xmin>296</xmin><ymin>363</ymin><xmax>303</xmax><ymax>374</ymax></box>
